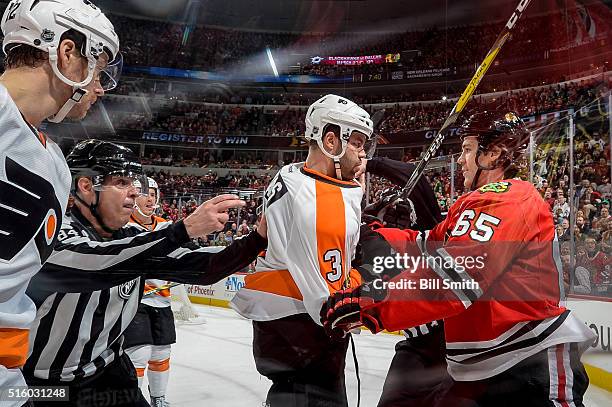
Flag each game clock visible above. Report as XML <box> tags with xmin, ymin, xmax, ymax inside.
<box><xmin>367</xmin><ymin>73</ymin><xmax>384</xmax><ymax>81</ymax></box>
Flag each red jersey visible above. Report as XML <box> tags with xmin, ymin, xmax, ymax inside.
<box><xmin>367</xmin><ymin>179</ymin><xmax>594</xmax><ymax>380</ymax></box>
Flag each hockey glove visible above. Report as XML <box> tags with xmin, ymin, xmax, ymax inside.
<box><xmin>363</xmin><ymin>188</ymin><xmax>398</xmax><ymax>220</ymax></box>
<box><xmin>320</xmin><ymin>282</ymin><xmax>387</xmax><ymax>339</ymax></box>
<box><xmin>353</xmin><ymin>223</ymin><xmax>407</xmax><ymax>283</ymax></box>
<box><xmin>363</xmin><ymin>188</ymin><xmax>416</xmax><ymax>229</ymax></box>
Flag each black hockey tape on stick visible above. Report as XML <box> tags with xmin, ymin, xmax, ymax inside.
<box><xmin>393</xmin><ymin>0</ymin><xmax>532</xmax><ymax>201</ymax></box>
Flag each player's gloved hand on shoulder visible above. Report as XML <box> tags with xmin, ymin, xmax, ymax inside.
<box><xmin>353</xmin><ymin>223</ymin><xmax>405</xmax><ymax>282</ymax></box>
<box><xmin>363</xmin><ymin>188</ymin><xmax>415</xmax><ymax>229</ymax></box>
<box><xmin>320</xmin><ymin>282</ymin><xmax>387</xmax><ymax>339</ymax></box>
<box><xmin>361</xmin><ymin>214</ymin><xmax>384</xmax><ymax>229</ymax></box>
<box><xmin>363</xmin><ymin>188</ymin><xmax>398</xmax><ymax>220</ymax></box>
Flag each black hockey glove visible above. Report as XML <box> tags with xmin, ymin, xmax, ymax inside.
<box><xmin>353</xmin><ymin>223</ymin><xmax>405</xmax><ymax>283</ymax></box>
<box><xmin>363</xmin><ymin>188</ymin><xmax>415</xmax><ymax>229</ymax></box>
<box><xmin>320</xmin><ymin>282</ymin><xmax>388</xmax><ymax>339</ymax></box>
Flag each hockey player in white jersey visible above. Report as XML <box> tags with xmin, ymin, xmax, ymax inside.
<box><xmin>231</xmin><ymin>94</ymin><xmax>374</xmax><ymax>406</ymax></box>
<box><xmin>123</xmin><ymin>177</ymin><xmax>177</xmax><ymax>407</ymax></box>
<box><xmin>0</xmin><ymin>0</ymin><xmax>120</xmax><ymax>401</ymax></box>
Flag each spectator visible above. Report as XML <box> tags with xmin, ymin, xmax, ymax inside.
<box><xmin>553</xmin><ymin>196</ymin><xmax>570</xmax><ymax>218</ymax></box>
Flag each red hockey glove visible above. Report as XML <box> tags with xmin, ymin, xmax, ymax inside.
<box><xmin>320</xmin><ymin>282</ymin><xmax>387</xmax><ymax>339</ymax></box>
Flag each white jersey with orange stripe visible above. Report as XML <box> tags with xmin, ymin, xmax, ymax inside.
<box><xmin>127</xmin><ymin>215</ymin><xmax>172</xmax><ymax>308</ymax></box>
<box><xmin>231</xmin><ymin>162</ymin><xmax>363</xmax><ymax>324</ymax></box>
<box><xmin>0</xmin><ymin>84</ymin><xmax>70</xmax><ymax>402</ymax></box>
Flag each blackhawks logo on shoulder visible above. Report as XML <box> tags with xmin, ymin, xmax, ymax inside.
<box><xmin>478</xmin><ymin>181</ymin><xmax>512</xmax><ymax>194</ymax></box>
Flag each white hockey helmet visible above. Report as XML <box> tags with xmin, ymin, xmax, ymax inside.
<box><xmin>147</xmin><ymin>177</ymin><xmax>160</xmax><ymax>208</ymax></box>
<box><xmin>133</xmin><ymin>177</ymin><xmax>159</xmax><ymax>217</ymax></box>
<box><xmin>304</xmin><ymin>94</ymin><xmax>374</xmax><ymax>161</ymax></box>
<box><xmin>2</xmin><ymin>0</ymin><xmax>121</xmax><ymax>122</ymax></box>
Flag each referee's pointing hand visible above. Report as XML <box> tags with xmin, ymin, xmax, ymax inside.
<box><xmin>184</xmin><ymin>194</ymin><xmax>246</xmax><ymax>237</ymax></box>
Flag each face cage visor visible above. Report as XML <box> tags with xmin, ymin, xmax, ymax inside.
<box><xmin>365</xmin><ymin>135</ymin><xmax>378</xmax><ymax>159</ymax></box>
<box><xmin>92</xmin><ymin>170</ymin><xmax>148</xmax><ymax>198</ymax></box>
<box><xmin>97</xmin><ymin>53</ymin><xmax>123</xmax><ymax>91</ymax></box>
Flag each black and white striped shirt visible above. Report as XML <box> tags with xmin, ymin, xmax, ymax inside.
<box><xmin>24</xmin><ymin>208</ymin><xmax>266</xmax><ymax>382</ymax></box>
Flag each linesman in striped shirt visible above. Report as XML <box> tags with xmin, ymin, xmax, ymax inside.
<box><xmin>23</xmin><ymin>140</ymin><xmax>267</xmax><ymax>407</ymax></box>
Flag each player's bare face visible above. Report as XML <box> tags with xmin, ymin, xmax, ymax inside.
<box><xmin>340</xmin><ymin>132</ymin><xmax>367</xmax><ymax>180</ymax></box>
<box><xmin>66</xmin><ymin>55</ymin><xmax>109</xmax><ymax>120</ymax></box>
<box><xmin>98</xmin><ymin>176</ymin><xmax>139</xmax><ymax>229</ymax></box>
<box><xmin>134</xmin><ymin>188</ymin><xmax>157</xmax><ymax>217</ymax></box>
<box><xmin>458</xmin><ymin>137</ymin><xmax>479</xmax><ymax>189</ymax></box>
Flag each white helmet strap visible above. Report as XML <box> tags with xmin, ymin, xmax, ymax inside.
<box><xmin>46</xmin><ymin>45</ymin><xmax>96</xmax><ymax>123</ymax></box>
<box><xmin>333</xmin><ymin>158</ymin><xmax>342</xmax><ymax>180</ymax></box>
<box><xmin>134</xmin><ymin>204</ymin><xmax>151</xmax><ymax>219</ymax></box>
<box><xmin>48</xmin><ymin>88</ymin><xmax>88</xmax><ymax>123</ymax></box>
<box><xmin>316</xmin><ymin>137</ymin><xmax>347</xmax><ymax>180</ymax></box>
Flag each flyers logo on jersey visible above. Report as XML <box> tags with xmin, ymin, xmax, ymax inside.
<box><xmin>0</xmin><ymin>157</ymin><xmax>62</xmax><ymax>263</ymax></box>
<box><xmin>478</xmin><ymin>181</ymin><xmax>512</xmax><ymax>194</ymax></box>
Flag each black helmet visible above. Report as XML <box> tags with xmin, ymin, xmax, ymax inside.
<box><xmin>67</xmin><ymin>139</ymin><xmax>146</xmax><ymax>233</ymax></box>
<box><xmin>67</xmin><ymin>139</ymin><xmax>145</xmax><ymax>188</ymax></box>
<box><xmin>460</xmin><ymin>110</ymin><xmax>530</xmax><ymax>169</ymax></box>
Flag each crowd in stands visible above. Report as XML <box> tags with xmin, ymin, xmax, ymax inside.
<box><xmin>105</xmin><ymin>8</ymin><xmax>611</xmax><ymax>296</ymax></box>
<box><xmin>148</xmin><ymin>169</ymin><xmax>272</xmax><ymax>197</ymax></box>
<box><xmin>141</xmin><ymin>149</ymin><xmax>282</xmax><ymax>169</ymax></box>
<box><xmin>145</xmin><ymin>126</ymin><xmax>610</xmax><ymax>296</ymax></box>
<box><xmin>113</xmin><ymin>72</ymin><xmax>601</xmax><ymax>107</ymax></box>
<box><xmin>103</xmin><ymin>77</ymin><xmax>608</xmax><ymax>138</ymax></box>
<box><xmin>157</xmin><ymin>193</ymin><xmax>261</xmax><ymax>260</ymax></box>
<box><xmin>110</xmin><ymin>7</ymin><xmax>609</xmax><ymax>75</ymax></box>
<box><xmin>381</xmin><ymin>77</ymin><xmax>608</xmax><ymax>135</ymax></box>
<box><xmin>535</xmin><ymin>133</ymin><xmax>611</xmax><ymax>297</ymax></box>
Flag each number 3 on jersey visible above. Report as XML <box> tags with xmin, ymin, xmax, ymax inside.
<box><xmin>450</xmin><ymin>209</ymin><xmax>501</xmax><ymax>242</ymax></box>
<box><xmin>324</xmin><ymin>249</ymin><xmax>342</xmax><ymax>283</ymax></box>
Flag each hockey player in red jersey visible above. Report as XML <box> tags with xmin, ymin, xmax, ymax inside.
<box><xmin>321</xmin><ymin>110</ymin><xmax>596</xmax><ymax>406</ymax></box>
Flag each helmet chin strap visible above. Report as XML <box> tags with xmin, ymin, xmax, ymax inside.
<box><xmin>470</xmin><ymin>168</ymin><xmax>483</xmax><ymax>191</ymax></box>
<box><xmin>74</xmin><ymin>191</ymin><xmax>118</xmax><ymax>234</ymax></box>
<box><xmin>48</xmin><ymin>88</ymin><xmax>88</xmax><ymax>123</ymax></box>
<box><xmin>333</xmin><ymin>158</ymin><xmax>343</xmax><ymax>180</ymax></box>
<box><xmin>470</xmin><ymin>150</ymin><xmax>498</xmax><ymax>191</ymax></box>
<box><xmin>134</xmin><ymin>203</ymin><xmax>154</xmax><ymax>219</ymax></box>
<box><xmin>47</xmin><ymin>46</ymin><xmax>95</xmax><ymax>123</ymax></box>
<box><xmin>317</xmin><ymin>138</ymin><xmax>346</xmax><ymax>180</ymax></box>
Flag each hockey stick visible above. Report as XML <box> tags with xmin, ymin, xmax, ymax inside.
<box><xmin>142</xmin><ymin>282</ymin><xmax>182</xmax><ymax>297</ymax></box>
<box><xmin>391</xmin><ymin>0</ymin><xmax>532</xmax><ymax>203</ymax></box>
<box><xmin>330</xmin><ymin>0</ymin><xmax>533</xmax><ymax>334</ymax></box>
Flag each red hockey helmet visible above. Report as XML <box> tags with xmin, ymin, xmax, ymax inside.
<box><xmin>460</xmin><ymin>110</ymin><xmax>530</xmax><ymax>170</ymax></box>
